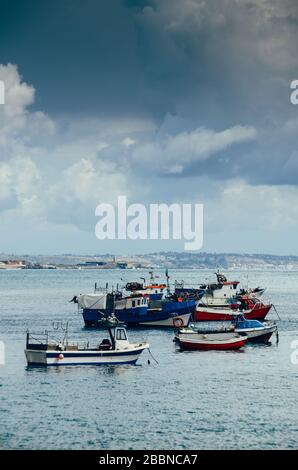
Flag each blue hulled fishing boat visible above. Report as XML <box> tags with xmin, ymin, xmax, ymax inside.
<box><xmin>74</xmin><ymin>291</ymin><xmax>196</xmax><ymax>327</ymax></box>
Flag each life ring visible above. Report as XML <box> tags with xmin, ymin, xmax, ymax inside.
<box><xmin>173</xmin><ymin>317</ymin><xmax>184</xmax><ymax>328</ymax></box>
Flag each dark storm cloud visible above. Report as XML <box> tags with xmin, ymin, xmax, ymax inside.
<box><xmin>1</xmin><ymin>0</ymin><xmax>298</xmax><ymax>188</ymax></box>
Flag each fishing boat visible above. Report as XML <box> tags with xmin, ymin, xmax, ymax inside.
<box><xmin>74</xmin><ymin>290</ymin><xmax>195</xmax><ymax>328</ymax></box>
<box><xmin>197</xmin><ymin>271</ymin><xmax>266</xmax><ymax>308</ymax></box>
<box><xmin>74</xmin><ymin>269</ymin><xmax>196</xmax><ymax>328</ymax></box>
<box><xmin>186</xmin><ymin>318</ymin><xmax>278</xmax><ymax>343</ymax></box>
<box><xmin>175</xmin><ymin>327</ymin><xmax>247</xmax><ymax>351</ymax></box>
<box><xmin>25</xmin><ymin>319</ymin><xmax>149</xmax><ymax>366</ymax></box>
<box><xmin>194</xmin><ymin>296</ymin><xmax>272</xmax><ymax>322</ymax></box>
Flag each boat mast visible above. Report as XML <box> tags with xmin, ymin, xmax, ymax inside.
<box><xmin>165</xmin><ymin>268</ymin><xmax>170</xmax><ymax>296</ymax></box>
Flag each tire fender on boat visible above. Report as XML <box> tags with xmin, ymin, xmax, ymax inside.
<box><xmin>173</xmin><ymin>317</ymin><xmax>184</xmax><ymax>328</ymax></box>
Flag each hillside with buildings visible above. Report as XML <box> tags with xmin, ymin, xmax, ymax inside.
<box><xmin>1</xmin><ymin>252</ymin><xmax>298</xmax><ymax>270</ymax></box>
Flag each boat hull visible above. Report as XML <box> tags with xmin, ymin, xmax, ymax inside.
<box><xmin>83</xmin><ymin>299</ymin><xmax>196</xmax><ymax>327</ymax></box>
<box><xmin>243</xmin><ymin>305</ymin><xmax>272</xmax><ymax>320</ymax></box>
<box><xmin>177</xmin><ymin>333</ymin><xmax>247</xmax><ymax>351</ymax></box>
<box><xmin>194</xmin><ymin>304</ymin><xmax>272</xmax><ymax>322</ymax></box>
<box><xmin>235</xmin><ymin>324</ymin><xmax>277</xmax><ymax>343</ymax></box>
<box><xmin>82</xmin><ymin>305</ymin><xmax>147</xmax><ymax>326</ymax></box>
<box><xmin>138</xmin><ymin>312</ymin><xmax>191</xmax><ymax>327</ymax></box>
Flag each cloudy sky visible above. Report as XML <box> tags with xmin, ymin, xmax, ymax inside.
<box><xmin>0</xmin><ymin>0</ymin><xmax>298</xmax><ymax>255</ymax></box>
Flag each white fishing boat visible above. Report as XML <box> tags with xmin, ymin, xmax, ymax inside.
<box><xmin>234</xmin><ymin>319</ymin><xmax>277</xmax><ymax>342</ymax></box>
<box><xmin>25</xmin><ymin>320</ymin><xmax>149</xmax><ymax>366</ymax></box>
<box><xmin>185</xmin><ymin>318</ymin><xmax>278</xmax><ymax>343</ymax></box>
<box><xmin>198</xmin><ymin>272</ymin><xmax>266</xmax><ymax>308</ymax></box>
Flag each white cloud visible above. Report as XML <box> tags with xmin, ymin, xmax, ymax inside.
<box><xmin>131</xmin><ymin>125</ymin><xmax>257</xmax><ymax>174</ymax></box>
<box><xmin>121</xmin><ymin>136</ymin><xmax>136</xmax><ymax>147</ymax></box>
<box><xmin>0</xmin><ymin>63</ymin><xmax>55</xmax><ymax>149</ymax></box>
<box><xmin>0</xmin><ymin>61</ymin><xmax>297</xmax><ymax>254</ymax></box>
<box><xmin>0</xmin><ymin>63</ymin><xmax>34</xmax><ymax>119</ymax></box>
<box><xmin>207</xmin><ymin>180</ymin><xmax>298</xmax><ymax>233</ymax></box>
<box><xmin>0</xmin><ymin>157</ymin><xmax>40</xmax><ymax>204</ymax></box>
<box><xmin>0</xmin><ymin>64</ymin><xmax>130</xmax><ymax>231</ymax></box>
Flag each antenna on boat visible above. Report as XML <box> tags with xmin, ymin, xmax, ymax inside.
<box><xmin>165</xmin><ymin>268</ymin><xmax>170</xmax><ymax>296</ymax></box>
<box><xmin>62</xmin><ymin>322</ymin><xmax>69</xmax><ymax>345</ymax></box>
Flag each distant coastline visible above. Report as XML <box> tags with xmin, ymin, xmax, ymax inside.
<box><xmin>1</xmin><ymin>252</ymin><xmax>298</xmax><ymax>270</ymax></box>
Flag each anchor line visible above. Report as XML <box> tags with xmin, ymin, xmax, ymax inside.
<box><xmin>272</xmin><ymin>304</ymin><xmax>281</xmax><ymax>321</ymax></box>
<box><xmin>148</xmin><ymin>348</ymin><xmax>159</xmax><ymax>365</ymax></box>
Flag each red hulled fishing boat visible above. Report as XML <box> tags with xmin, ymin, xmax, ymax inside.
<box><xmin>194</xmin><ymin>299</ymin><xmax>272</xmax><ymax>322</ymax></box>
<box><xmin>175</xmin><ymin>328</ymin><xmax>247</xmax><ymax>351</ymax></box>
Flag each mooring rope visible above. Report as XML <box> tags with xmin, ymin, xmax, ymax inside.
<box><xmin>272</xmin><ymin>304</ymin><xmax>281</xmax><ymax>321</ymax></box>
<box><xmin>148</xmin><ymin>348</ymin><xmax>159</xmax><ymax>365</ymax></box>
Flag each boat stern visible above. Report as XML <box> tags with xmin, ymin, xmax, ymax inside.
<box><xmin>25</xmin><ymin>348</ymin><xmax>48</xmax><ymax>365</ymax></box>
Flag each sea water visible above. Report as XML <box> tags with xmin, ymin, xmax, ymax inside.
<box><xmin>0</xmin><ymin>269</ymin><xmax>297</xmax><ymax>449</ymax></box>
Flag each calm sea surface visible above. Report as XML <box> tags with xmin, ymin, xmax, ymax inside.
<box><xmin>0</xmin><ymin>268</ymin><xmax>297</xmax><ymax>450</ymax></box>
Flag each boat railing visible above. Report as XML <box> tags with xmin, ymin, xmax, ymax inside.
<box><xmin>94</xmin><ymin>285</ymin><xmax>109</xmax><ymax>293</ymax></box>
<box><xmin>26</xmin><ymin>331</ymin><xmax>49</xmax><ymax>350</ymax></box>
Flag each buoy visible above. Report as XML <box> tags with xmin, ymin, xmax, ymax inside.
<box><xmin>58</xmin><ymin>353</ymin><xmax>64</xmax><ymax>360</ymax></box>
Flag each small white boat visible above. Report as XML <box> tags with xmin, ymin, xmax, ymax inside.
<box><xmin>234</xmin><ymin>320</ymin><xmax>277</xmax><ymax>342</ymax></box>
<box><xmin>25</xmin><ymin>320</ymin><xmax>149</xmax><ymax>366</ymax></box>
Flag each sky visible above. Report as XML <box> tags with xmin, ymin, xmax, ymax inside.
<box><xmin>0</xmin><ymin>0</ymin><xmax>298</xmax><ymax>255</ymax></box>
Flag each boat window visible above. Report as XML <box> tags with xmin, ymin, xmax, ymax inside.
<box><xmin>132</xmin><ymin>300</ymin><xmax>135</xmax><ymax>307</ymax></box>
<box><xmin>138</xmin><ymin>299</ymin><xmax>140</xmax><ymax>305</ymax></box>
<box><xmin>116</xmin><ymin>329</ymin><xmax>127</xmax><ymax>341</ymax></box>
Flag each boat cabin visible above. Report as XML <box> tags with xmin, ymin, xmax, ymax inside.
<box><xmin>26</xmin><ymin>326</ymin><xmax>131</xmax><ymax>353</ymax></box>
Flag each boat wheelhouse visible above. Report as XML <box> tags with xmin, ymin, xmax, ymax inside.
<box><xmin>198</xmin><ymin>271</ymin><xmax>266</xmax><ymax>308</ymax></box>
<box><xmin>198</xmin><ymin>272</ymin><xmax>240</xmax><ymax>307</ymax></box>
<box><xmin>77</xmin><ymin>292</ymin><xmax>149</xmax><ymax>327</ymax></box>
